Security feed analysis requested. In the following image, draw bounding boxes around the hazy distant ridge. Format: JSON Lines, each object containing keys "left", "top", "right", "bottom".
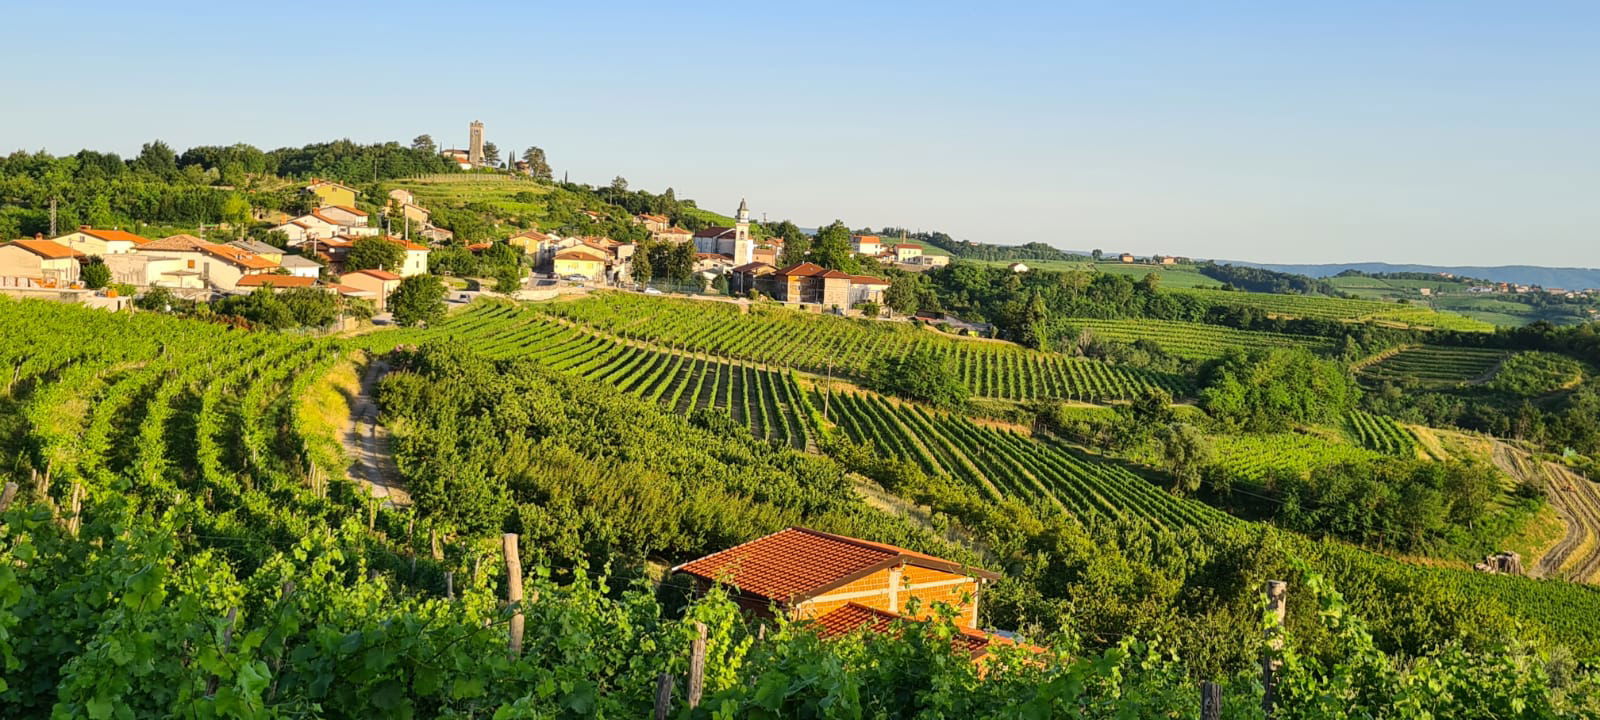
{"left": 1217, "top": 261, "right": 1600, "bottom": 290}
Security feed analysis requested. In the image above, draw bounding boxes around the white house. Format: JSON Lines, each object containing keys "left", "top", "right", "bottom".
{"left": 852, "top": 235, "right": 883, "bottom": 256}
{"left": 847, "top": 275, "right": 890, "bottom": 307}
{"left": 384, "top": 236, "right": 431, "bottom": 277}
{"left": 893, "top": 244, "right": 923, "bottom": 263}
{"left": 103, "top": 253, "right": 196, "bottom": 288}
{"left": 278, "top": 254, "right": 323, "bottom": 279}
{"left": 133, "top": 235, "right": 277, "bottom": 291}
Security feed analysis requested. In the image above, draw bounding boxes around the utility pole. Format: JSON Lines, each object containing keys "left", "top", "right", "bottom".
{"left": 48, "top": 197, "right": 57, "bottom": 236}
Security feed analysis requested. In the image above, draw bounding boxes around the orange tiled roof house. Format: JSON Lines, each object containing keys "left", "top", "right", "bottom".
{"left": 672, "top": 527, "right": 1028, "bottom": 662}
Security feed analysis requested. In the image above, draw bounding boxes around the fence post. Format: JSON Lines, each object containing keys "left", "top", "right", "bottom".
{"left": 1262, "top": 580, "right": 1287, "bottom": 718}
{"left": 688, "top": 621, "right": 707, "bottom": 708}
{"left": 1200, "top": 681, "right": 1221, "bottom": 720}
{"left": 503, "top": 533, "right": 524, "bottom": 657}
{"left": 68, "top": 482, "right": 82, "bottom": 536}
{"left": 0, "top": 481, "right": 18, "bottom": 513}
{"left": 654, "top": 673, "right": 674, "bottom": 720}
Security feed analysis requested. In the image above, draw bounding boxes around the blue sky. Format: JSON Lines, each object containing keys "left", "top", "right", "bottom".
{"left": 3, "top": 1, "right": 1596, "bottom": 266}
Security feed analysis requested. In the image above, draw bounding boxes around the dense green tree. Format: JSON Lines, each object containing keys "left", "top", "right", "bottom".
{"left": 631, "top": 242, "right": 655, "bottom": 284}
{"left": 410, "top": 134, "right": 436, "bottom": 154}
{"left": 809, "top": 220, "right": 859, "bottom": 274}
{"left": 344, "top": 236, "right": 406, "bottom": 272}
{"left": 1153, "top": 423, "right": 1211, "bottom": 495}
{"left": 132, "top": 140, "right": 179, "bottom": 178}
{"left": 428, "top": 245, "right": 479, "bottom": 277}
{"left": 481, "top": 142, "right": 501, "bottom": 166}
{"left": 867, "top": 348, "right": 969, "bottom": 410}
{"left": 80, "top": 258, "right": 110, "bottom": 289}
{"left": 279, "top": 286, "right": 339, "bottom": 327}
{"left": 493, "top": 264, "right": 523, "bottom": 294}
{"left": 388, "top": 274, "right": 447, "bottom": 327}
{"left": 884, "top": 277, "right": 921, "bottom": 316}
{"left": 521, "top": 147, "right": 552, "bottom": 180}
{"left": 1199, "top": 348, "right": 1361, "bottom": 431}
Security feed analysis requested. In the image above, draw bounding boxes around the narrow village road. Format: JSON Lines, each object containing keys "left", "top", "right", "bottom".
{"left": 344, "top": 357, "right": 411, "bottom": 507}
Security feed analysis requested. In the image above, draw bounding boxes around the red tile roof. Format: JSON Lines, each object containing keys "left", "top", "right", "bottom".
{"left": 140, "top": 234, "right": 209, "bottom": 252}
{"left": 810, "top": 604, "right": 1026, "bottom": 660}
{"left": 331, "top": 205, "right": 369, "bottom": 217}
{"left": 7, "top": 238, "right": 85, "bottom": 260}
{"left": 554, "top": 250, "right": 605, "bottom": 262}
{"left": 346, "top": 268, "right": 401, "bottom": 281}
{"left": 383, "top": 235, "right": 429, "bottom": 251}
{"left": 75, "top": 227, "right": 152, "bottom": 245}
{"left": 694, "top": 226, "right": 735, "bottom": 239}
{"left": 893, "top": 244, "right": 921, "bottom": 250}
{"left": 200, "top": 243, "right": 278, "bottom": 270}
{"left": 672, "top": 527, "right": 996, "bottom": 605}
{"left": 236, "top": 274, "right": 316, "bottom": 288}
{"left": 775, "top": 262, "right": 827, "bottom": 277}
{"left": 731, "top": 262, "right": 775, "bottom": 274}
{"left": 849, "top": 275, "right": 889, "bottom": 286}
{"left": 309, "top": 210, "right": 348, "bottom": 226}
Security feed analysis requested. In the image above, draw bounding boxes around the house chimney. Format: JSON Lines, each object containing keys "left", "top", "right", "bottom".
{"left": 80, "top": 225, "right": 90, "bottom": 231}
{"left": 35, "top": 233, "right": 44, "bottom": 240}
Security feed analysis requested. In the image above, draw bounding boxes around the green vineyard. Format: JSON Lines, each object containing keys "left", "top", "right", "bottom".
{"left": 1064, "top": 317, "right": 1334, "bottom": 360}
{"left": 1209, "top": 432, "right": 1379, "bottom": 483}
{"left": 527, "top": 294, "right": 1195, "bottom": 402}
{"left": 1360, "top": 345, "right": 1506, "bottom": 385}
{"left": 1344, "top": 411, "right": 1418, "bottom": 456}
{"left": 365, "top": 302, "right": 814, "bottom": 449}
{"left": 819, "top": 390, "right": 1232, "bottom": 531}
{"left": 1170, "top": 288, "right": 1495, "bottom": 331}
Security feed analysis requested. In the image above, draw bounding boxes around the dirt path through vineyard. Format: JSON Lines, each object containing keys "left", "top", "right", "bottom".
{"left": 344, "top": 357, "right": 410, "bottom": 507}
{"left": 1490, "top": 441, "right": 1600, "bottom": 582}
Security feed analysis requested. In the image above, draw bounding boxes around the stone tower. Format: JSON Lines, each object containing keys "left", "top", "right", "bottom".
{"left": 468, "top": 120, "right": 485, "bottom": 167}
{"left": 732, "top": 198, "right": 753, "bottom": 265}
{"left": 734, "top": 198, "right": 750, "bottom": 242}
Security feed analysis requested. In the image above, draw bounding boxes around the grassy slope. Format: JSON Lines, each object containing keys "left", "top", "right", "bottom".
{"left": 970, "top": 259, "right": 1220, "bottom": 288}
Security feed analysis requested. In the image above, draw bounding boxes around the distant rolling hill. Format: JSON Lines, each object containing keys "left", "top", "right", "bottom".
{"left": 1217, "top": 261, "right": 1600, "bottom": 290}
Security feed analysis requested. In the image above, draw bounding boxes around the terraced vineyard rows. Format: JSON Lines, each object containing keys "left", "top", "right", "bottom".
{"left": 1170, "top": 287, "right": 1495, "bottom": 331}
{"left": 535, "top": 293, "right": 1193, "bottom": 401}
{"left": 1209, "top": 433, "right": 1379, "bottom": 482}
{"left": 365, "top": 302, "right": 813, "bottom": 448}
{"left": 1344, "top": 411, "right": 1418, "bottom": 456}
{"left": 1065, "top": 317, "right": 1334, "bottom": 360}
{"left": 0, "top": 297, "right": 346, "bottom": 553}
{"left": 1360, "top": 345, "right": 1506, "bottom": 385}
{"left": 820, "top": 389, "right": 1233, "bottom": 531}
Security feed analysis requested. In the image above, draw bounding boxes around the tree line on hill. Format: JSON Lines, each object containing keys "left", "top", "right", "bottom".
{"left": 0, "top": 139, "right": 458, "bottom": 238}
{"left": 1197, "top": 262, "right": 1341, "bottom": 295}
{"left": 870, "top": 226, "right": 1088, "bottom": 263}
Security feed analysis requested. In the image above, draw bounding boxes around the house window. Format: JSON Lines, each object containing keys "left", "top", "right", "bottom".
{"left": 187, "top": 259, "right": 195, "bottom": 269}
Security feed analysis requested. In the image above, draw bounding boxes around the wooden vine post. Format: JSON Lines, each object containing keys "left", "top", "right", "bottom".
{"left": 653, "top": 673, "right": 674, "bottom": 720}
{"left": 0, "top": 481, "right": 18, "bottom": 514}
{"left": 688, "top": 621, "right": 707, "bottom": 709}
{"left": 503, "top": 533, "right": 524, "bottom": 657}
{"left": 1262, "top": 580, "right": 1287, "bottom": 718}
{"left": 1199, "top": 681, "right": 1221, "bottom": 720}
{"left": 67, "top": 482, "right": 83, "bottom": 536}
